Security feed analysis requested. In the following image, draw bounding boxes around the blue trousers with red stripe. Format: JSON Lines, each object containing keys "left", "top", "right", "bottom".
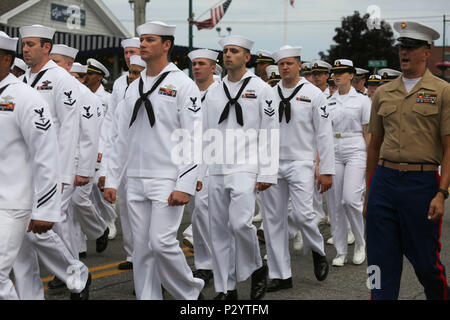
{"left": 366, "top": 165, "right": 449, "bottom": 300}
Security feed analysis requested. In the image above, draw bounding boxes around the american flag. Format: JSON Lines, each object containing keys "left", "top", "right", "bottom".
{"left": 189, "top": 0, "right": 232, "bottom": 30}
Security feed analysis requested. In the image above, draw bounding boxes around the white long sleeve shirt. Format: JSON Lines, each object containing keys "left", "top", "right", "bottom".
{"left": 275, "top": 78, "right": 335, "bottom": 175}
{"left": 23, "top": 60, "right": 80, "bottom": 185}
{"left": 95, "top": 84, "right": 111, "bottom": 155}
{"left": 105, "top": 63, "right": 202, "bottom": 195}
{"left": 0, "top": 74, "right": 61, "bottom": 222}
{"left": 202, "top": 70, "right": 279, "bottom": 184}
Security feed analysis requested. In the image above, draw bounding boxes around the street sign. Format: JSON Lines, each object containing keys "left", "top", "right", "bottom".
{"left": 368, "top": 60, "right": 387, "bottom": 67}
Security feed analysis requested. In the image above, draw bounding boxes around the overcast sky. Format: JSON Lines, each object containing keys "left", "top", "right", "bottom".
{"left": 102, "top": 0, "right": 449, "bottom": 61}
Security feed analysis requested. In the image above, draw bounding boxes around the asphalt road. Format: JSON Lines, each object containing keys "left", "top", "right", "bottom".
{"left": 38, "top": 198, "right": 450, "bottom": 301}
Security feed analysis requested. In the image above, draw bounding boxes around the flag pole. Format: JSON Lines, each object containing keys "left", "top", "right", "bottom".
{"left": 284, "top": 0, "right": 288, "bottom": 44}
{"left": 189, "top": 0, "right": 193, "bottom": 78}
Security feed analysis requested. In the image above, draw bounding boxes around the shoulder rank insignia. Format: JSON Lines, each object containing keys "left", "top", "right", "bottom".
{"left": 0, "top": 95, "right": 15, "bottom": 112}
{"left": 264, "top": 99, "right": 275, "bottom": 117}
{"left": 188, "top": 97, "right": 201, "bottom": 113}
{"left": 34, "top": 107, "right": 51, "bottom": 131}
{"left": 63, "top": 90, "right": 76, "bottom": 106}
{"left": 320, "top": 105, "right": 329, "bottom": 118}
{"left": 416, "top": 91, "right": 437, "bottom": 104}
{"left": 83, "top": 106, "right": 93, "bottom": 119}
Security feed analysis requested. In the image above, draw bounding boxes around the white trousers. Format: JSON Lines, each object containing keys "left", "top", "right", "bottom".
{"left": 91, "top": 174, "right": 117, "bottom": 223}
{"left": 13, "top": 229, "right": 90, "bottom": 299}
{"left": 325, "top": 136, "right": 366, "bottom": 255}
{"left": 0, "top": 209, "right": 31, "bottom": 300}
{"left": 127, "top": 177, "right": 204, "bottom": 300}
{"left": 208, "top": 173, "right": 262, "bottom": 293}
{"left": 191, "top": 177, "right": 213, "bottom": 270}
{"left": 313, "top": 183, "right": 327, "bottom": 225}
{"left": 261, "top": 160, "right": 325, "bottom": 280}
{"left": 118, "top": 176, "right": 133, "bottom": 262}
{"left": 71, "top": 179, "right": 107, "bottom": 241}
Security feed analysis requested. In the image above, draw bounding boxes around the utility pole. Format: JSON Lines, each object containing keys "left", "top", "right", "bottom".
{"left": 130, "top": 0, "right": 149, "bottom": 36}
{"left": 188, "top": 0, "right": 194, "bottom": 78}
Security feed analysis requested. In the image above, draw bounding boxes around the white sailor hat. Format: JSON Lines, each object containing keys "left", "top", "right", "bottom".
{"left": 331, "top": 59, "right": 355, "bottom": 73}
{"left": 129, "top": 55, "right": 146, "bottom": 68}
{"left": 214, "top": 63, "right": 223, "bottom": 76}
{"left": 70, "top": 62, "right": 88, "bottom": 74}
{"left": 0, "top": 31, "right": 18, "bottom": 52}
{"left": 219, "top": 35, "right": 254, "bottom": 51}
{"left": 188, "top": 49, "right": 219, "bottom": 62}
{"left": 355, "top": 67, "right": 370, "bottom": 78}
{"left": 50, "top": 44, "right": 79, "bottom": 59}
{"left": 311, "top": 60, "right": 332, "bottom": 73}
{"left": 19, "top": 24, "right": 55, "bottom": 40}
{"left": 272, "top": 45, "right": 302, "bottom": 63}
{"left": 136, "top": 21, "right": 176, "bottom": 37}
{"left": 367, "top": 74, "right": 382, "bottom": 85}
{"left": 256, "top": 50, "right": 275, "bottom": 64}
{"left": 13, "top": 57, "right": 27, "bottom": 71}
{"left": 394, "top": 21, "right": 440, "bottom": 47}
{"left": 87, "top": 58, "right": 109, "bottom": 78}
{"left": 121, "top": 37, "right": 141, "bottom": 49}
{"left": 377, "top": 68, "right": 402, "bottom": 82}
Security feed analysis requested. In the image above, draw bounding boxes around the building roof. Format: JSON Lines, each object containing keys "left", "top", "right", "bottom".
{"left": 0, "top": 0, "right": 28, "bottom": 16}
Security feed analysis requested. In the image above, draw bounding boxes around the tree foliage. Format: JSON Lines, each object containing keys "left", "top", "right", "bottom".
{"left": 319, "top": 11, "right": 400, "bottom": 70}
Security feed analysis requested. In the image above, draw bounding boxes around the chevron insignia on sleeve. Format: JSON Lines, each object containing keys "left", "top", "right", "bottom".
{"left": 34, "top": 107, "right": 51, "bottom": 131}
{"left": 264, "top": 99, "right": 275, "bottom": 117}
{"left": 188, "top": 96, "right": 201, "bottom": 113}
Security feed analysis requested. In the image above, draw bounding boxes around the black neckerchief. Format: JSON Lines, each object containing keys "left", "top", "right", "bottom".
{"left": 277, "top": 82, "right": 305, "bottom": 123}
{"left": 218, "top": 77, "right": 251, "bottom": 126}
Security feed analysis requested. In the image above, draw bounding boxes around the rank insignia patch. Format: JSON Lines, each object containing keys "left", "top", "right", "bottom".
{"left": 0, "top": 95, "right": 15, "bottom": 112}
{"left": 320, "top": 105, "right": 329, "bottom": 118}
{"left": 158, "top": 84, "right": 177, "bottom": 97}
{"left": 416, "top": 92, "right": 437, "bottom": 104}
{"left": 83, "top": 106, "right": 93, "bottom": 119}
{"left": 264, "top": 100, "right": 275, "bottom": 117}
{"left": 188, "top": 97, "right": 201, "bottom": 113}
{"left": 37, "top": 80, "right": 53, "bottom": 91}
{"left": 64, "top": 91, "right": 76, "bottom": 106}
{"left": 34, "top": 107, "right": 51, "bottom": 131}
{"left": 296, "top": 96, "right": 311, "bottom": 103}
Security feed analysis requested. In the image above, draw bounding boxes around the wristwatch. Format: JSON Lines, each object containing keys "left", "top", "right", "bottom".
{"left": 438, "top": 188, "right": 449, "bottom": 199}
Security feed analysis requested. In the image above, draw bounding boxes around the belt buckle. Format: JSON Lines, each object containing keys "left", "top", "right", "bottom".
{"left": 398, "top": 163, "right": 409, "bottom": 172}
{"left": 334, "top": 133, "right": 342, "bottom": 138}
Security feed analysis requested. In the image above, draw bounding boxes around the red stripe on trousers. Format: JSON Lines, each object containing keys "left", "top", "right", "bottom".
{"left": 434, "top": 171, "right": 447, "bottom": 300}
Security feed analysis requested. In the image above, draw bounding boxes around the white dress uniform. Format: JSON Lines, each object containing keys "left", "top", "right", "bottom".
{"left": 325, "top": 85, "right": 371, "bottom": 262}
{"left": 71, "top": 83, "right": 108, "bottom": 250}
{"left": 13, "top": 60, "right": 90, "bottom": 299}
{"left": 0, "top": 71, "right": 60, "bottom": 300}
{"left": 261, "top": 74, "right": 335, "bottom": 280}
{"left": 91, "top": 84, "right": 118, "bottom": 225}
{"left": 203, "top": 67, "right": 279, "bottom": 293}
{"left": 105, "top": 61, "right": 204, "bottom": 300}
{"left": 99, "top": 72, "right": 133, "bottom": 262}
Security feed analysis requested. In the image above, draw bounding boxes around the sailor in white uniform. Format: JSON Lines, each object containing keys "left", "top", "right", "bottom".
{"left": 187, "top": 48, "right": 219, "bottom": 286}
{"left": 0, "top": 31, "right": 60, "bottom": 300}
{"left": 104, "top": 21, "right": 204, "bottom": 300}
{"left": 202, "top": 35, "right": 279, "bottom": 300}
{"left": 98, "top": 38, "right": 141, "bottom": 270}
{"left": 85, "top": 58, "right": 118, "bottom": 239}
{"left": 13, "top": 24, "right": 90, "bottom": 300}
{"left": 11, "top": 57, "right": 27, "bottom": 78}
{"left": 260, "top": 46, "right": 334, "bottom": 293}
{"left": 325, "top": 59, "right": 371, "bottom": 267}
{"left": 353, "top": 67, "right": 370, "bottom": 95}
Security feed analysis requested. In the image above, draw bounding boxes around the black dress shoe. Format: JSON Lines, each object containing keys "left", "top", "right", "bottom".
{"left": 70, "top": 273, "right": 92, "bottom": 300}
{"left": 312, "top": 251, "right": 329, "bottom": 281}
{"left": 250, "top": 264, "right": 267, "bottom": 300}
{"left": 213, "top": 290, "right": 238, "bottom": 300}
{"left": 193, "top": 269, "right": 213, "bottom": 286}
{"left": 79, "top": 252, "right": 87, "bottom": 259}
{"left": 118, "top": 261, "right": 133, "bottom": 270}
{"left": 96, "top": 228, "right": 109, "bottom": 253}
{"left": 267, "top": 277, "right": 293, "bottom": 292}
{"left": 48, "top": 276, "right": 66, "bottom": 289}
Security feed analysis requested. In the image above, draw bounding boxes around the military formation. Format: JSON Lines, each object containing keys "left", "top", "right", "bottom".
{"left": 0, "top": 18, "right": 449, "bottom": 301}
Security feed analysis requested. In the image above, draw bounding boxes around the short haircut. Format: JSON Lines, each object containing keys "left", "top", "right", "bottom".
{"left": 40, "top": 38, "right": 53, "bottom": 53}
{"left": 161, "top": 35, "right": 175, "bottom": 60}
{"left": 0, "top": 48, "right": 16, "bottom": 68}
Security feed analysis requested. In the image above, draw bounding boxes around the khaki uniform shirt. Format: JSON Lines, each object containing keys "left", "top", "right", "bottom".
{"left": 369, "top": 69, "right": 450, "bottom": 164}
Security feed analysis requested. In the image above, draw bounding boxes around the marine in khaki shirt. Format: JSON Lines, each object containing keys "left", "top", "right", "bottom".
{"left": 369, "top": 68, "right": 450, "bottom": 164}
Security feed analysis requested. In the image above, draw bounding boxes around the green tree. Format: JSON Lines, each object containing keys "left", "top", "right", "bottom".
{"left": 319, "top": 11, "right": 400, "bottom": 71}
